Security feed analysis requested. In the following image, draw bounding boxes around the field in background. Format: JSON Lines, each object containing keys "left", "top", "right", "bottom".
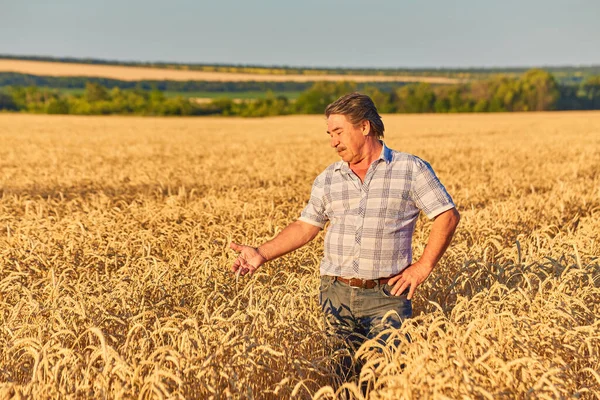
{"left": 0, "top": 112, "right": 599, "bottom": 398}
{"left": 0, "top": 59, "right": 462, "bottom": 84}
{"left": 4, "top": 55, "right": 600, "bottom": 84}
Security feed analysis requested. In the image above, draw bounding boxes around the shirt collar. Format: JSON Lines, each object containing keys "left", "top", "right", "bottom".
{"left": 334, "top": 141, "right": 392, "bottom": 173}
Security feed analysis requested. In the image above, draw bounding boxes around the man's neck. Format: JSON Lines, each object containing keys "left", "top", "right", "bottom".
{"left": 348, "top": 139, "right": 383, "bottom": 170}
{"left": 349, "top": 139, "right": 383, "bottom": 181}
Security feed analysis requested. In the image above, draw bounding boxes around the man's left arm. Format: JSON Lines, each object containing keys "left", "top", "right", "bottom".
{"left": 388, "top": 207, "right": 460, "bottom": 299}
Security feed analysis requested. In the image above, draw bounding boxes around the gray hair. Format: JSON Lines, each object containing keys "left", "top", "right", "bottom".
{"left": 325, "top": 92, "right": 384, "bottom": 139}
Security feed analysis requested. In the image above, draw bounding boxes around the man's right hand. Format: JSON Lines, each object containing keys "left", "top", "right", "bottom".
{"left": 230, "top": 242, "right": 267, "bottom": 276}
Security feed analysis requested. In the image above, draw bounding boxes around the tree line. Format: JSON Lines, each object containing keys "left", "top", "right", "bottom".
{"left": 0, "top": 72, "right": 313, "bottom": 93}
{"left": 1, "top": 69, "right": 599, "bottom": 117}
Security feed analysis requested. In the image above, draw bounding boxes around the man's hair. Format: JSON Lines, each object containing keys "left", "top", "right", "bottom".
{"left": 325, "top": 92, "right": 385, "bottom": 139}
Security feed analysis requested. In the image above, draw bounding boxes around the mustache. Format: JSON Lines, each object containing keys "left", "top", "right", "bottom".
{"left": 336, "top": 146, "right": 347, "bottom": 153}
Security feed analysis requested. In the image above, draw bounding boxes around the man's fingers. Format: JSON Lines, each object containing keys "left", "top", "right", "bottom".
{"left": 230, "top": 242, "right": 243, "bottom": 252}
{"left": 233, "top": 255, "right": 250, "bottom": 272}
{"left": 230, "top": 241, "right": 261, "bottom": 278}
{"left": 235, "top": 257, "right": 246, "bottom": 268}
{"left": 393, "top": 281, "right": 410, "bottom": 296}
{"left": 240, "top": 265, "right": 256, "bottom": 276}
{"left": 388, "top": 274, "right": 402, "bottom": 286}
{"left": 231, "top": 257, "right": 241, "bottom": 272}
{"left": 407, "top": 284, "right": 416, "bottom": 300}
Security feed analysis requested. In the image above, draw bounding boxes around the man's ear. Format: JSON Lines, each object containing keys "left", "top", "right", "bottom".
{"left": 362, "top": 120, "right": 371, "bottom": 136}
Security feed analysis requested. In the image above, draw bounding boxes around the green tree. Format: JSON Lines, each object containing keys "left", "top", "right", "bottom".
{"left": 362, "top": 86, "right": 394, "bottom": 113}
{"left": 46, "top": 98, "right": 70, "bottom": 114}
{"left": 209, "top": 98, "right": 236, "bottom": 116}
{"left": 237, "top": 91, "right": 291, "bottom": 117}
{"left": 0, "top": 92, "right": 18, "bottom": 111}
{"left": 294, "top": 81, "right": 356, "bottom": 114}
{"left": 580, "top": 76, "right": 600, "bottom": 109}
{"left": 68, "top": 98, "right": 92, "bottom": 115}
{"left": 519, "top": 69, "right": 559, "bottom": 111}
{"left": 395, "top": 83, "right": 435, "bottom": 113}
{"left": 85, "top": 82, "right": 109, "bottom": 102}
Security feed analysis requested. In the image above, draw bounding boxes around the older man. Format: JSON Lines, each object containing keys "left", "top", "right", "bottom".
{"left": 230, "top": 93, "right": 459, "bottom": 371}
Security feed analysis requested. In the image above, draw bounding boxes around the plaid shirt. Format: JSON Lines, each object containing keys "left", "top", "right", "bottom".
{"left": 299, "top": 143, "right": 455, "bottom": 279}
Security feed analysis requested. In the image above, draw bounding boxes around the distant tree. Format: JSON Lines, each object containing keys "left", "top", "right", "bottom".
{"left": 395, "top": 83, "right": 435, "bottom": 113}
{"left": 85, "top": 82, "right": 109, "bottom": 102}
{"left": 469, "top": 80, "right": 491, "bottom": 112}
{"left": 519, "top": 69, "right": 559, "bottom": 111}
{"left": 237, "top": 91, "right": 291, "bottom": 117}
{"left": 446, "top": 86, "right": 471, "bottom": 113}
{"left": 361, "top": 86, "right": 394, "bottom": 113}
{"left": 161, "top": 97, "right": 194, "bottom": 116}
{"left": 433, "top": 94, "right": 451, "bottom": 113}
{"left": 68, "top": 98, "right": 93, "bottom": 115}
{"left": 209, "top": 98, "right": 236, "bottom": 116}
{"left": 46, "top": 98, "right": 70, "bottom": 114}
{"left": 294, "top": 81, "right": 357, "bottom": 114}
{"left": 580, "top": 76, "right": 600, "bottom": 109}
{"left": 486, "top": 76, "right": 514, "bottom": 112}
{"left": 149, "top": 89, "right": 165, "bottom": 103}
{"left": 0, "top": 92, "right": 18, "bottom": 111}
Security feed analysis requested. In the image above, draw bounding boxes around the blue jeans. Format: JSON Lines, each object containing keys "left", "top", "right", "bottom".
{"left": 319, "top": 275, "right": 412, "bottom": 380}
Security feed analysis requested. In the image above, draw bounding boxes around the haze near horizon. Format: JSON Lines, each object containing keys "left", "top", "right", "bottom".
{"left": 1, "top": 0, "right": 599, "bottom": 69}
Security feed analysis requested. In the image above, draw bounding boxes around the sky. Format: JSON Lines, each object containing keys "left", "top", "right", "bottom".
{"left": 1, "top": 0, "right": 599, "bottom": 69}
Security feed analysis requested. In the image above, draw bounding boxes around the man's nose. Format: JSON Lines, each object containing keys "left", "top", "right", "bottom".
{"left": 330, "top": 136, "right": 339, "bottom": 148}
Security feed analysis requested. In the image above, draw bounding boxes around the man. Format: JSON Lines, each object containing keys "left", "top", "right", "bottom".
{"left": 230, "top": 92, "right": 459, "bottom": 374}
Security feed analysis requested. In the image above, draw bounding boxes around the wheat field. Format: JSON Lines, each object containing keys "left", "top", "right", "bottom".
{"left": 0, "top": 59, "right": 461, "bottom": 84}
{"left": 0, "top": 112, "right": 599, "bottom": 399}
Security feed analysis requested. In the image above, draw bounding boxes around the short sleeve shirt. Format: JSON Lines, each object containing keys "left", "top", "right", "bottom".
{"left": 299, "top": 143, "right": 455, "bottom": 279}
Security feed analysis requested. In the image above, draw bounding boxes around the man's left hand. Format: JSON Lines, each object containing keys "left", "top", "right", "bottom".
{"left": 387, "top": 261, "right": 433, "bottom": 300}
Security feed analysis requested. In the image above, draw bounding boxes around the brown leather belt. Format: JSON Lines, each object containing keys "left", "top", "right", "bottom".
{"left": 333, "top": 276, "right": 392, "bottom": 289}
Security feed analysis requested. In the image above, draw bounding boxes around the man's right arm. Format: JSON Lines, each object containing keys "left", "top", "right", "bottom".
{"left": 230, "top": 220, "right": 321, "bottom": 276}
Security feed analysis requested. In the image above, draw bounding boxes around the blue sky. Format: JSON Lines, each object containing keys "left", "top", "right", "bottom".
{"left": 1, "top": 0, "right": 599, "bottom": 68}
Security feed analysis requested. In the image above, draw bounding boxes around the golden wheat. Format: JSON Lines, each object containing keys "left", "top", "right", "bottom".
{"left": 0, "top": 59, "right": 461, "bottom": 84}
{"left": 0, "top": 112, "right": 598, "bottom": 399}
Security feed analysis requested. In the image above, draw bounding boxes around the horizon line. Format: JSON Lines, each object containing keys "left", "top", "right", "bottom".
{"left": 1, "top": 53, "right": 599, "bottom": 72}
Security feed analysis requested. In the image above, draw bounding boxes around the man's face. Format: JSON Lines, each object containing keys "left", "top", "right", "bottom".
{"left": 327, "top": 114, "right": 369, "bottom": 164}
